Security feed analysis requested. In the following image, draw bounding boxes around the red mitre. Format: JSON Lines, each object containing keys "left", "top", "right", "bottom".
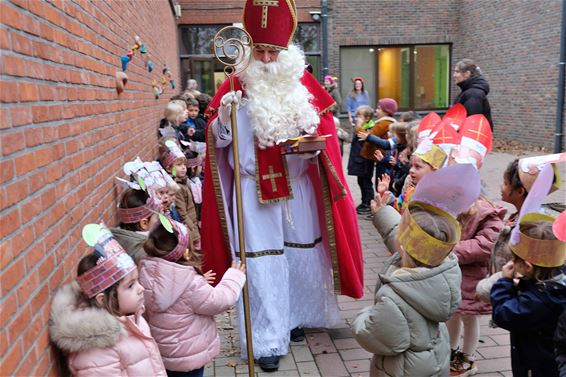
{"left": 417, "top": 112, "right": 441, "bottom": 140}
{"left": 439, "top": 103, "right": 467, "bottom": 131}
{"left": 459, "top": 114, "right": 493, "bottom": 157}
{"left": 243, "top": 0, "right": 298, "bottom": 49}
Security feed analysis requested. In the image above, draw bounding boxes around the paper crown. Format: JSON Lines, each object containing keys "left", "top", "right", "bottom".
{"left": 439, "top": 103, "right": 467, "bottom": 131}
{"left": 151, "top": 216, "right": 190, "bottom": 262}
{"left": 518, "top": 152, "right": 565, "bottom": 193}
{"left": 413, "top": 139, "right": 447, "bottom": 170}
{"left": 243, "top": 0, "right": 297, "bottom": 50}
{"left": 76, "top": 224, "right": 136, "bottom": 298}
{"left": 116, "top": 192, "right": 161, "bottom": 224}
{"left": 459, "top": 114, "right": 493, "bottom": 158}
{"left": 510, "top": 212, "right": 566, "bottom": 267}
{"left": 509, "top": 163, "right": 566, "bottom": 267}
{"left": 417, "top": 112, "right": 441, "bottom": 140}
{"left": 397, "top": 164, "right": 481, "bottom": 266}
{"left": 163, "top": 139, "right": 186, "bottom": 169}
{"left": 187, "top": 155, "right": 203, "bottom": 168}
{"left": 119, "top": 158, "right": 175, "bottom": 192}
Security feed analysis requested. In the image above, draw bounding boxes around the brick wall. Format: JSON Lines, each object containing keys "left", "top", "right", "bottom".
{"left": 453, "top": 0, "right": 564, "bottom": 150}
{"left": 0, "top": 0, "right": 179, "bottom": 374}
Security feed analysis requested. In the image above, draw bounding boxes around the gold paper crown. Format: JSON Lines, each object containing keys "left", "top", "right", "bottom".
{"left": 414, "top": 143, "right": 447, "bottom": 170}
{"left": 510, "top": 212, "right": 566, "bottom": 267}
{"left": 397, "top": 201, "right": 461, "bottom": 266}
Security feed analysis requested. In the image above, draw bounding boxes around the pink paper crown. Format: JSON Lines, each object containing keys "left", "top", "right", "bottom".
{"left": 116, "top": 194, "right": 161, "bottom": 224}
{"left": 76, "top": 232, "right": 136, "bottom": 298}
{"left": 187, "top": 155, "right": 203, "bottom": 168}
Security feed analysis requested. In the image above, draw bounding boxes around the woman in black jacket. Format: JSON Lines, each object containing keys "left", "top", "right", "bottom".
{"left": 453, "top": 59, "right": 494, "bottom": 129}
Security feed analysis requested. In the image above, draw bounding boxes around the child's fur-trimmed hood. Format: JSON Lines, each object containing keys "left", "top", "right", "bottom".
{"left": 49, "top": 282, "right": 126, "bottom": 353}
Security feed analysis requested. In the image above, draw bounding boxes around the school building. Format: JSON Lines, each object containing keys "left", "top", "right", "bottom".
{"left": 178, "top": 0, "right": 565, "bottom": 150}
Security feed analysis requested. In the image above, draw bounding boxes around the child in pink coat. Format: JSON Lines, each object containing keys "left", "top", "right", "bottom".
{"left": 139, "top": 218, "right": 246, "bottom": 377}
{"left": 447, "top": 197, "right": 506, "bottom": 376}
{"left": 49, "top": 225, "right": 167, "bottom": 377}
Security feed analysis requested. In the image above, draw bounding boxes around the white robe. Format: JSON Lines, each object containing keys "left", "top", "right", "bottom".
{"left": 213, "top": 103, "right": 340, "bottom": 359}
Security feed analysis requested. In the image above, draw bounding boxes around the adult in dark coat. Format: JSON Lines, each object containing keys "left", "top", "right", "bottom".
{"left": 453, "top": 59, "right": 494, "bottom": 129}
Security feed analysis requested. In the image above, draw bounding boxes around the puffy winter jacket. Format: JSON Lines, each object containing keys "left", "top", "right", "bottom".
{"left": 454, "top": 75, "right": 493, "bottom": 128}
{"left": 49, "top": 283, "right": 166, "bottom": 377}
{"left": 352, "top": 253, "right": 462, "bottom": 377}
{"left": 492, "top": 274, "right": 566, "bottom": 377}
{"left": 138, "top": 257, "right": 245, "bottom": 372}
{"left": 454, "top": 199, "right": 505, "bottom": 314}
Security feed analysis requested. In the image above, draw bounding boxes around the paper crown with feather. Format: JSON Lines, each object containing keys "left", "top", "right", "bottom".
{"left": 115, "top": 159, "right": 163, "bottom": 224}
{"left": 150, "top": 216, "right": 190, "bottom": 262}
{"left": 162, "top": 139, "right": 186, "bottom": 170}
{"left": 397, "top": 164, "right": 481, "bottom": 266}
{"left": 243, "top": 0, "right": 298, "bottom": 50}
{"left": 509, "top": 163, "right": 566, "bottom": 267}
{"left": 76, "top": 224, "right": 136, "bottom": 298}
{"left": 116, "top": 157, "right": 176, "bottom": 193}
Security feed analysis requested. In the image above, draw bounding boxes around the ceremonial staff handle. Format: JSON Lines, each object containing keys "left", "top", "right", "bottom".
{"left": 213, "top": 26, "right": 255, "bottom": 376}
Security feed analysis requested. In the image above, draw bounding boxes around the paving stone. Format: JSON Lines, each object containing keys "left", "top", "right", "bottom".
{"left": 477, "top": 336, "right": 498, "bottom": 347}
{"left": 297, "top": 361, "right": 321, "bottom": 377}
{"left": 328, "top": 327, "right": 355, "bottom": 340}
{"left": 278, "top": 354, "right": 298, "bottom": 371}
{"left": 215, "top": 366, "right": 237, "bottom": 377}
{"left": 477, "top": 345, "right": 510, "bottom": 359}
{"left": 333, "top": 338, "right": 361, "bottom": 350}
{"left": 489, "top": 334, "right": 511, "bottom": 346}
{"left": 314, "top": 353, "right": 349, "bottom": 377}
{"left": 307, "top": 332, "right": 337, "bottom": 354}
{"left": 344, "top": 359, "right": 370, "bottom": 373}
{"left": 338, "top": 300, "right": 373, "bottom": 311}
{"left": 339, "top": 348, "right": 372, "bottom": 361}
{"left": 257, "top": 371, "right": 299, "bottom": 377}
{"left": 291, "top": 345, "right": 315, "bottom": 362}
{"left": 475, "top": 357, "right": 512, "bottom": 373}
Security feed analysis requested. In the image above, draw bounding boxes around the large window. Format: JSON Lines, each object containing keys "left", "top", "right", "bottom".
{"left": 179, "top": 23, "right": 321, "bottom": 94}
{"left": 340, "top": 44, "right": 450, "bottom": 112}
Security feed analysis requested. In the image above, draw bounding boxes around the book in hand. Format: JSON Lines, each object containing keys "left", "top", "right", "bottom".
{"left": 278, "top": 134, "right": 330, "bottom": 155}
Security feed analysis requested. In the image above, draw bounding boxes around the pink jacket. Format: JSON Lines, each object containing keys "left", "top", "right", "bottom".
{"left": 49, "top": 283, "right": 167, "bottom": 377}
{"left": 138, "top": 257, "right": 245, "bottom": 372}
{"left": 454, "top": 199, "right": 506, "bottom": 315}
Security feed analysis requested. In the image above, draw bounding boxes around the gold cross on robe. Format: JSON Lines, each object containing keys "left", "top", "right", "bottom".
{"left": 253, "top": 0, "right": 279, "bottom": 28}
{"left": 261, "top": 165, "right": 283, "bottom": 192}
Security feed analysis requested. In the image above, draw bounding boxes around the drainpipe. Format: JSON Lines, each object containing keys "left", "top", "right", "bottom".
{"left": 555, "top": 0, "right": 566, "bottom": 153}
{"left": 321, "top": 0, "right": 329, "bottom": 78}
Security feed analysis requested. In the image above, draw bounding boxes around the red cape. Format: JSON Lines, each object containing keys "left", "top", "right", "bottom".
{"left": 201, "top": 71, "right": 364, "bottom": 299}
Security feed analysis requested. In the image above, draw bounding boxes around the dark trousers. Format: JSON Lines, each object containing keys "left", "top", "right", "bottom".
{"left": 167, "top": 367, "right": 205, "bottom": 377}
{"left": 357, "top": 175, "right": 374, "bottom": 205}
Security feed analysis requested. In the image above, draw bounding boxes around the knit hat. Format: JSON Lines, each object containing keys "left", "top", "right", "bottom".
{"left": 378, "top": 98, "right": 398, "bottom": 116}
{"left": 324, "top": 75, "right": 336, "bottom": 84}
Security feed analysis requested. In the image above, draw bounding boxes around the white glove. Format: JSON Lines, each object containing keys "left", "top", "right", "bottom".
{"left": 219, "top": 90, "right": 242, "bottom": 127}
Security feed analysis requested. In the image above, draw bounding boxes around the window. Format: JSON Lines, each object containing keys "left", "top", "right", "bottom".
{"left": 340, "top": 44, "right": 451, "bottom": 112}
{"left": 179, "top": 24, "right": 322, "bottom": 94}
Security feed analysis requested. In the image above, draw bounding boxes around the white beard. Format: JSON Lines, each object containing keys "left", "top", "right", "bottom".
{"left": 238, "top": 44, "right": 320, "bottom": 148}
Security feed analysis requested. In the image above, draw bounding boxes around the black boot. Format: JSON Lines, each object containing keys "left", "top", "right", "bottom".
{"left": 290, "top": 327, "right": 305, "bottom": 342}
{"left": 257, "top": 355, "right": 280, "bottom": 372}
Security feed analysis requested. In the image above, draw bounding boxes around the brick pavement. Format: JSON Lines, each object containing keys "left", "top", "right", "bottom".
{"left": 205, "top": 149, "right": 566, "bottom": 377}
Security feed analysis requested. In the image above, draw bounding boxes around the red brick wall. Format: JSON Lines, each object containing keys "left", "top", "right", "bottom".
{"left": 453, "top": 0, "right": 564, "bottom": 150}
{"left": 0, "top": 0, "right": 179, "bottom": 374}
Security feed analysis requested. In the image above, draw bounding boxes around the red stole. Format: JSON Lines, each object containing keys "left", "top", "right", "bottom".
{"left": 255, "top": 145, "right": 292, "bottom": 203}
